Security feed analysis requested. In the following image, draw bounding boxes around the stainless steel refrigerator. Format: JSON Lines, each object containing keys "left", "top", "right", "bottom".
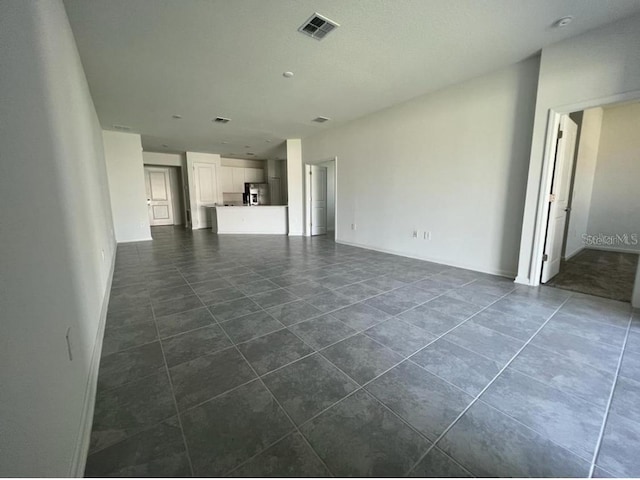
{"left": 244, "top": 183, "right": 270, "bottom": 205}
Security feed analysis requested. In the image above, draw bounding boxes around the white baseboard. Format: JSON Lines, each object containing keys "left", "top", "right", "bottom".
{"left": 69, "top": 252, "right": 115, "bottom": 477}
{"left": 585, "top": 245, "right": 640, "bottom": 255}
{"left": 116, "top": 237, "right": 153, "bottom": 243}
{"left": 335, "top": 238, "right": 516, "bottom": 279}
{"left": 563, "top": 247, "right": 585, "bottom": 261}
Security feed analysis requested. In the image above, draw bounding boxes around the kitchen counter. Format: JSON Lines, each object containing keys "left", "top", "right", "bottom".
{"left": 210, "top": 205, "right": 288, "bottom": 234}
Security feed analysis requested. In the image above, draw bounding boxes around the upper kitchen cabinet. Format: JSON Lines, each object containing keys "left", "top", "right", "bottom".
{"left": 231, "top": 167, "right": 245, "bottom": 191}
{"left": 245, "top": 167, "right": 264, "bottom": 183}
{"left": 220, "top": 166, "right": 266, "bottom": 193}
{"left": 220, "top": 166, "right": 234, "bottom": 193}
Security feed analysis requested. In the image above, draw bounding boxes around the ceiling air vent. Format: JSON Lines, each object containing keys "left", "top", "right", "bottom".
{"left": 313, "top": 116, "right": 330, "bottom": 123}
{"left": 298, "top": 13, "right": 339, "bottom": 40}
{"left": 112, "top": 124, "right": 131, "bottom": 131}
{"left": 213, "top": 117, "right": 230, "bottom": 124}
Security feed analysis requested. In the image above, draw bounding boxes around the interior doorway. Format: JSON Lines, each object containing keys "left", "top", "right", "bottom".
{"left": 144, "top": 165, "right": 185, "bottom": 227}
{"left": 305, "top": 157, "right": 337, "bottom": 238}
{"left": 537, "top": 101, "right": 640, "bottom": 302}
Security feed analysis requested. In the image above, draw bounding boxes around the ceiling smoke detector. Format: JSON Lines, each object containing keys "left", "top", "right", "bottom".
{"left": 213, "top": 117, "right": 231, "bottom": 124}
{"left": 298, "top": 13, "right": 339, "bottom": 40}
{"left": 553, "top": 16, "right": 574, "bottom": 28}
{"left": 313, "top": 116, "right": 330, "bottom": 123}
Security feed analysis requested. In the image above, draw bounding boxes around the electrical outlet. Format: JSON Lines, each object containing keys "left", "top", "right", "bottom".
{"left": 412, "top": 230, "right": 418, "bottom": 238}
{"left": 351, "top": 223, "right": 357, "bottom": 230}
{"left": 426, "top": 231, "right": 432, "bottom": 240}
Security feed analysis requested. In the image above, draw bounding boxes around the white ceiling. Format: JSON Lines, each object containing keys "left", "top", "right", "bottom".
{"left": 63, "top": 0, "right": 640, "bottom": 159}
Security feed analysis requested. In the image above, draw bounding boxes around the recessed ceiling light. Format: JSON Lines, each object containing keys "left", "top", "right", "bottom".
{"left": 221, "top": 141, "right": 229, "bottom": 145}
{"left": 265, "top": 139, "right": 272, "bottom": 143}
{"left": 162, "top": 144, "right": 169, "bottom": 148}
{"left": 172, "top": 114, "right": 182, "bottom": 119}
{"left": 312, "top": 116, "right": 330, "bottom": 123}
{"left": 244, "top": 145, "right": 251, "bottom": 148}
{"left": 553, "top": 16, "right": 573, "bottom": 27}
{"left": 283, "top": 71, "right": 294, "bottom": 78}
{"left": 247, "top": 153, "right": 255, "bottom": 156}
{"left": 213, "top": 117, "right": 231, "bottom": 124}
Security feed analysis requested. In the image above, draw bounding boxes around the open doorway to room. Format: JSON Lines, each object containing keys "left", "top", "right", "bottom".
{"left": 537, "top": 101, "right": 640, "bottom": 302}
{"left": 305, "top": 157, "right": 337, "bottom": 239}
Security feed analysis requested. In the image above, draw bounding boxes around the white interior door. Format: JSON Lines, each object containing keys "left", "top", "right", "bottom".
{"left": 193, "top": 162, "right": 217, "bottom": 229}
{"left": 144, "top": 167, "right": 174, "bottom": 226}
{"left": 310, "top": 165, "right": 327, "bottom": 236}
{"left": 541, "top": 115, "right": 578, "bottom": 283}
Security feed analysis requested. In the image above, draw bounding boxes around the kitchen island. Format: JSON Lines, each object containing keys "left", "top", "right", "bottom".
{"left": 210, "top": 205, "right": 289, "bottom": 234}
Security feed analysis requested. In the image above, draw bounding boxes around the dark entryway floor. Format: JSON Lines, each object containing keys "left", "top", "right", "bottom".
{"left": 85, "top": 227, "right": 640, "bottom": 477}
{"left": 547, "top": 249, "right": 638, "bottom": 302}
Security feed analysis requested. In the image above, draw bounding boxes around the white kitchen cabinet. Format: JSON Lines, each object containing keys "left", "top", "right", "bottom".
{"left": 231, "top": 167, "right": 245, "bottom": 192}
{"left": 220, "top": 166, "right": 234, "bottom": 192}
{"left": 245, "top": 167, "right": 265, "bottom": 183}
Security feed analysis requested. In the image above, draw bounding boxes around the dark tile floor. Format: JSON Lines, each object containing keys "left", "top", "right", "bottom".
{"left": 548, "top": 249, "right": 638, "bottom": 302}
{"left": 85, "top": 227, "right": 640, "bottom": 477}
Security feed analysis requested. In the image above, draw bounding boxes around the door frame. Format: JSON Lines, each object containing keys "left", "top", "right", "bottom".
{"left": 304, "top": 156, "right": 338, "bottom": 238}
{"left": 516, "top": 89, "right": 640, "bottom": 286}
{"left": 144, "top": 166, "right": 174, "bottom": 226}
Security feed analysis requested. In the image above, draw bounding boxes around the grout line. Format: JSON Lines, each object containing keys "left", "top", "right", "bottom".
{"left": 587, "top": 311, "right": 634, "bottom": 478}
{"left": 405, "top": 292, "right": 574, "bottom": 477}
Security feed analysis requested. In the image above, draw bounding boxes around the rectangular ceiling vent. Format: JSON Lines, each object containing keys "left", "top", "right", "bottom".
{"left": 112, "top": 124, "right": 131, "bottom": 131}
{"left": 213, "top": 117, "right": 231, "bottom": 124}
{"left": 298, "top": 13, "right": 339, "bottom": 40}
{"left": 313, "top": 116, "right": 330, "bottom": 123}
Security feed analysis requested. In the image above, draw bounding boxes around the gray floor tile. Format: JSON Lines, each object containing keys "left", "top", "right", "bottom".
{"left": 410, "top": 278, "right": 452, "bottom": 297}
{"left": 108, "top": 285, "right": 150, "bottom": 312}
{"left": 592, "top": 466, "right": 618, "bottom": 478}
{"left": 509, "top": 344, "right": 615, "bottom": 408}
{"left": 561, "top": 297, "right": 631, "bottom": 328}
{"left": 152, "top": 294, "right": 204, "bottom": 317}
{"left": 408, "top": 447, "right": 472, "bottom": 477}
{"left": 208, "top": 297, "right": 261, "bottom": 322}
{"left": 480, "top": 368, "right": 604, "bottom": 458}
{"left": 250, "top": 288, "right": 299, "bottom": 308}
{"left": 236, "top": 279, "right": 280, "bottom": 296}
{"left": 181, "top": 380, "right": 294, "bottom": 476}
{"left": 149, "top": 284, "right": 194, "bottom": 305}
{"left": 399, "top": 305, "right": 464, "bottom": 335}
{"left": 155, "top": 307, "right": 215, "bottom": 338}
{"left": 610, "top": 375, "right": 640, "bottom": 424}
{"left": 364, "top": 290, "right": 422, "bottom": 316}
{"left": 162, "top": 324, "right": 232, "bottom": 366}
{"left": 597, "top": 412, "right": 640, "bottom": 477}
{"left": 626, "top": 329, "right": 640, "bottom": 355}
{"left": 365, "top": 318, "right": 436, "bottom": 356}
{"left": 444, "top": 321, "right": 524, "bottom": 363}
{"left": 366, "top": 361, "right": 473, "bottom": 440}
{"left": 220, "top": 311, "right": 285, "bottom": 344}
{"left": 89, "top": 371, "right": 176, "bottom": 453}
{"left": 545, "top": 311, "right": 628, "bottom": 347}
{"left": 263, "top": 353, "right": 358, "bottom": 425}
{"left": 198, "top": 286, "right": 245, "bottom": 305}
{"left": 265, "top": 300, "right": 323, "bottom": 326}
{"left": 169, "top": 347, "right": 256, "bottom": 410}
{"left": 411, "top": 338, "right": 501, "bottom": 396}
{"left": 619, "top": 349, "right": 640, "bottom": 382}
{"left": 284, "top": 281, "right": 331, "bottom": 299}
{"left": 102, "top": 321, "right": 158, "bottom": 356}
{"left": 306, "top": 290, "right": 354, "bottom": 313}
{"left": 288, "top": 314, "right": 356, "bottom": 350}
{"left": 438, "top": 400, "right": 590, "bottom": 477}
{"left": 420, "top": 295, "right": 482, "bottom": 320}
{"left": 85, "top": 417, "right": 191, "bottom": 477}
{"left": 511, "top": 285, "right": 571, "bottom": 308}
{"left": 322, "top": 334, "right": 404, "bottom": 385}
{"left": 444, "top": 284, "right": 501, "bottom": 308}
{"left": 106, "top": 305, "right": 154, "bottom": 329}
{"left": 360, "top": 275, "right": 408, "bottom": 292}
{"left": 335, "top": 282, "right": 383, "bottom": 302}
{"left": 300, "top": 389, "right": 430, "bottom": 477}
{"left": 189, "top": 278, "right": 230, "bottom": 294}
{"left": 531, "top": 324, "right": 622, "bottom": 373}
{"left": 490, "top": 296, "right": 556, "bottom": 322}
{"left": 330, "top": 303, "right": 390, "bottom": 331}
{"left": 98, "top": 341, "right": 165, "bottom": 391}
{"left": 230, "top": 432, "right": 330, "bottom": 477}
{"left": 238, "top": 329, "right": 314, "bottom": 375}
{"left": 472, "top": 307, "right": 544, "bottom": 341}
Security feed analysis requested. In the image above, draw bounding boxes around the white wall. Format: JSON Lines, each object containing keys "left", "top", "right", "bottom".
{"left": 0, "top": 1, "right": 115, "bottom": 476}
{"left": 103, "top": 131, "right": 152, "bottom": 242}
{"left": 143, "top": 151, "right": 184, "bottom": 167}
{"left": 517, "top": 13, "right": 640, "bottom": 284}
{"left": 302, "top": 58, "right": 540, "bottom": 276}
{"left": 287, "top": 139, "right": 304, "bottom": 236}
{"left": 587, "top": 102, "right": 640, "bottom": 252}
{"left": 565, "top": 108, "right": 603, "bottom": 258}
